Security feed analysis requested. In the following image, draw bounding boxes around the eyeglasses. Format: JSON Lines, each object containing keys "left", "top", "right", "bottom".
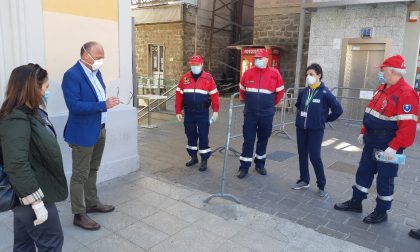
{"left": 116, "top": 87, "right": 133, "bottom": 105}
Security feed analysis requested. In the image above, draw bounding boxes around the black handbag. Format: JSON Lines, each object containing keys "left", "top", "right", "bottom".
{"left": 0, "top": 164, "right": 18, "bottom": 212}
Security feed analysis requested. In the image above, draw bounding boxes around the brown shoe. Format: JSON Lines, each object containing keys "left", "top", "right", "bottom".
{"left": 86, "top": 203, "right": 115, "bottom": 213}
{"left": 73, "top": 213, "right": 101, "bottom": 231}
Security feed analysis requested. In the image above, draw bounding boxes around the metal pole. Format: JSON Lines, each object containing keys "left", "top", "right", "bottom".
{"left": 194, "top": 10, "right": 198, "bottom": 55}
{"left": 131, "top": 17, "right": 138, "bottom": 107}
{"left": 294, "top": 4, "right": 306, "bottom": 98}
{"left": 158, "top": 73, "right": 161, "bottom": 95}
{"left": 147, "top": 98, "right": 151, "bottom": 127}
{"left": 208, "top": 0, "right": 217, "bottom": 71}
{"left": 147, "top": 78, "right": 151, "bottom": 94}
{"left": 220, "top": 95, "right": 234, "bottom": 194}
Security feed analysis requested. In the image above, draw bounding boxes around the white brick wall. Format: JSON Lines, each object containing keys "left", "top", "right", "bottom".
{"left": 307, "top": 3, "right": 407, "bottom": 88}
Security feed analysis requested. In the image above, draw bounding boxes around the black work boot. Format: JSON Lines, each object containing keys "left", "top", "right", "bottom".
{"left": 363, "top": 210, "right": 387, "bottom": 224}
{"left": 237, "top": 170, "right": 248, "bottom": 179}
{"left": 409, "top": 229, "right": 420, "bottom": 240}
{"left": 334, "top": 199, "right": 363, "bottom": 213}
{"left": 185, "top": 156, "right": 199, "bottom": 167}
{"left": 199, "top": 159, "right": 207, "bottom": 172}
{"left": 255, "top": 167, "right": 267, "bottom": 175}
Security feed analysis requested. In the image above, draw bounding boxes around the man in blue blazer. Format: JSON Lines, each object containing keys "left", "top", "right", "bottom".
{"left": 62, "top": 41, "right": 119, "bottom": 231}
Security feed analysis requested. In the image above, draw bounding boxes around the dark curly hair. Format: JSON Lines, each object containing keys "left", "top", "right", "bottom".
{"left": 306, "top": 63, "right": 323, "bottom": 80}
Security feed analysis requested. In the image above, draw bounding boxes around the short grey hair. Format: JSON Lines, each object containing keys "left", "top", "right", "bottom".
{"left": 80, "top": 41, "right": 99, "bottom": 57}
{"left": 389, "top": 67, "right": 406, "bottom": 76}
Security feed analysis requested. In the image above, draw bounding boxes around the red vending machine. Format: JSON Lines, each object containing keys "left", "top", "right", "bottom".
{"left": 415, "top": 53, "right": 420, "bottom": 124}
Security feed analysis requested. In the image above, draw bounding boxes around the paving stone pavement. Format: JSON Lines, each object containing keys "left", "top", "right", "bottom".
{"left": 138, "top": 97, "right": 420, "bottom": 252}
{"left": 0, "top": 172, "right": 373, "bottom": 252}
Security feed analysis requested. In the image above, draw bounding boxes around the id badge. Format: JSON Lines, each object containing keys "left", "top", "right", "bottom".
{"left": 300, "top": 111, "right": 307, "bottom": 117}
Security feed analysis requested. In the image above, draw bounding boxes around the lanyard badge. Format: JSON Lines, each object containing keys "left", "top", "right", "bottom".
{"left": 304, "top": 89, "right": 318, "bottom": 111}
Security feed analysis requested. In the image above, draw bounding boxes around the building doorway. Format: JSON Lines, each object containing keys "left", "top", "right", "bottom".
{"left": 150, "top": 44, "right": 164, "bottom": 92}
{"left": 338, "top": 38, "right": 391, "bottom": 120}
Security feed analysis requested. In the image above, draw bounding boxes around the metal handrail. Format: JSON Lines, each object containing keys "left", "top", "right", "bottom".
{"left": 137, "top": 84, "right": 177, "bottom": 114}
{"left": 137, "top": 92, "right": 176, "bottom": 120}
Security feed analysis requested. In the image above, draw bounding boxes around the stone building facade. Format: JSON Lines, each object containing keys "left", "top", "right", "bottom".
{"left": 254, "top": 0, "right": 420, "bottom": 91}
{"left": 135, "top": 22, "right": 184, "bottom": 80}
{"left": 253, "top": 1, "right": 311, "bottom": 88}
{"left": 308, "top": 3, "right": 408, "bottom": 88}
{"left": 133, "top": 1, "right": 236, "bottom": 82}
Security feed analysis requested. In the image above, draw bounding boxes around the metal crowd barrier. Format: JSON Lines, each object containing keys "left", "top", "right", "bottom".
{"left": 272, "top": 87, "right": 304, "bottom": 139}
{"left": 212, "top": 94, "right": 244, "bottom": 157}
{"left": 204, "top": 92, "right": 242, "bottom": 204}
{"left": 330, "top": 87, "right": 375, "bottom": 123}
{"left": 273, "top": 86, "right": 376, "bottom": 138}
{"left": 204, "top": 86, "right": 374, "bottom": 204}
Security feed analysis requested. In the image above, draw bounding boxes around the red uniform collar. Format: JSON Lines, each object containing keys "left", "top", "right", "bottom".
{"left": 383, "top": 77, "right": 404, "bottom": 94}
{"left": 251, "top": 66, "right": 270, "bottom": 72}
{"left": 186, "top": 70, "right": 208, "bottom": 78}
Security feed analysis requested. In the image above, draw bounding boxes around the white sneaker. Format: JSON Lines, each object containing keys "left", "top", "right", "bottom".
{"left": 292, "top": 180, "right": 310, "bottom": 190}
{"left": 319, "top": 189, "right": 328, "bottom": 197}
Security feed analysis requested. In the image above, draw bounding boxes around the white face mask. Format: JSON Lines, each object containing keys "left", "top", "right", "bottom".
{"left": 306, "top": 75, "right": 317, "bottom": 86}
{"left": 83, "top": 46, "right": 104, "bottom": 71}
{"left": 91, "top": 59, "right": 104, "bottom": 71}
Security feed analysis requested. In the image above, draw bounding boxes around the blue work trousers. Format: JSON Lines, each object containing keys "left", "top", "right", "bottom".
{"left": 239, "top": 113, "right": 274, "bottom": 172}
{"left": 184, "top": 111, "right": 211, "bottom": 160}
{"left": 296, "top": 128, "right": 326, "bottom": 190}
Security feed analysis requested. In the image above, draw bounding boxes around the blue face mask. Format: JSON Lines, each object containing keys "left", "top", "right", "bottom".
{"left": 255, "top": 59, "right": 264, "bottom": 69}
{"left": 191, "top": 66, "right": 202, "bottom": 75}
{"left": 43, "top": 90, "right": 50, "bottom": 103}
{"left": 377, "top": 71, "right": 386, "bottom": 83}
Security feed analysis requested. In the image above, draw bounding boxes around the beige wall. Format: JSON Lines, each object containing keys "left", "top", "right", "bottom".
{"left": 43, "top": 0, "right": 118, "bottom": 21}
{"left": 42, "top": 0, "right": 120, "bottom": 115}
{"left": 43, "top": 0, "right": 139, "bottom": 181}
{"left": 1, "top": 0, "right": 138, "bottom": 183}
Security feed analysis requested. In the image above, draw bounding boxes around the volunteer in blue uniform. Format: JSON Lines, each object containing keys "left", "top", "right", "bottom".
{"left": 237, "top": 49, "right": 284, "bottom": 179}
{"left": 292, "top": 63, "right": 343, "bottom": 197}
{"left": 334, "top": 55, "right": 419, "bottom": 224}
{"left": 175, "top": 55, "right": 220, "bottom": 172}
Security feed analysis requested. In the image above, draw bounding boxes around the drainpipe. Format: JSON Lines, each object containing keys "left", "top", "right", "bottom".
{"left": 294, "top": 5, "right": 306, "bottom": 98}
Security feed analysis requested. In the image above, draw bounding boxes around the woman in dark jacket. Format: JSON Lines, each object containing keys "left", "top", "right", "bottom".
{"left": 292, "top": 63, "right": 343, "bottom": 197}
{"left": 0, "top": 64, "right": 68, "bottom": 251}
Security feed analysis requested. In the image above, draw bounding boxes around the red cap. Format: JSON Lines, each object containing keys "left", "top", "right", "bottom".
{"left": 188, "top": 55, "right": 203, "bottom": 65}
{"left": 253, "top": 49, "right": 269, "bottom": 58}
{"left": 377, "top": 55, "right": 406, "bottom": 69}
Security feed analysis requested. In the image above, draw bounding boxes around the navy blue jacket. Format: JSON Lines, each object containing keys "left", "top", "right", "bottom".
{"left": 295, "top": 82, "right": 343, "bottom": 130}
{"left": 62, "top": 61, "right": 107, "bottom": 146}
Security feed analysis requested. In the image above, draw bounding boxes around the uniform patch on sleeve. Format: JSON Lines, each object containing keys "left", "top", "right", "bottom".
{"left": 403, "top": 104, "right": 411, "bottom": 113}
